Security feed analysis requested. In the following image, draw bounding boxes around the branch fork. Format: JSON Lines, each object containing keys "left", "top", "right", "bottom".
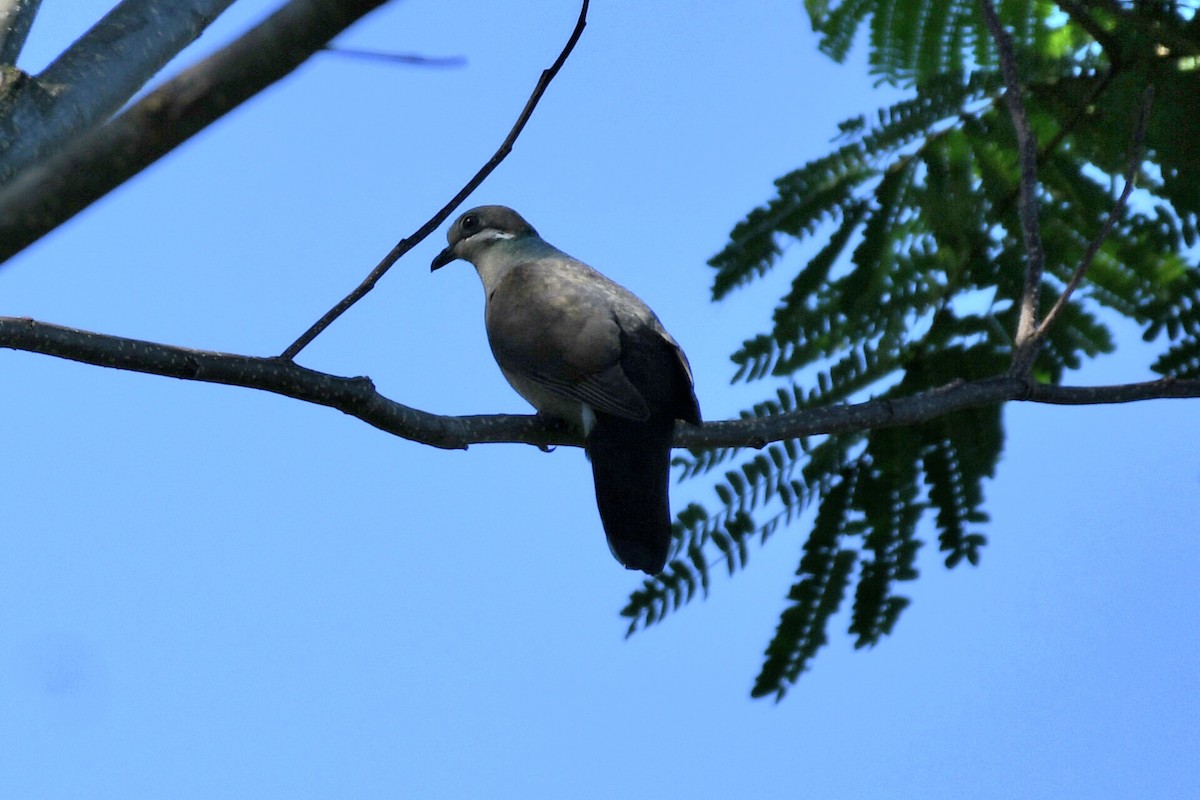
{"left": 978, "top": 0, "right": 1154, "bottom": 376}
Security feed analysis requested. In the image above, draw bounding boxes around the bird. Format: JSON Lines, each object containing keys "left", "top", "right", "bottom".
{"left": 431, "top": 205, "right": 701, "bottom": 575}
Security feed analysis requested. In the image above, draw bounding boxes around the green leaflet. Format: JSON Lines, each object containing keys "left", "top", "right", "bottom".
{"left": 624, "top": 0, "right": 1200, "bottom": 700}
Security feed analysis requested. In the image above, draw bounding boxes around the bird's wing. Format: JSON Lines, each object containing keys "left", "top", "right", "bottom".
{"left": 485, "top": 260, "right": 654, "bottom": 421}
{"left": 651, "top": 326, "right": 702, "bottom": 424}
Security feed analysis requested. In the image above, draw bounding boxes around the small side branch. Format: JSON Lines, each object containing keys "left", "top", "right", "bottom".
{"left": 979, "top": 0, "right": 1046, "bottom": 376}
{"left": 1032, "top": 85, "right": 1154, "bottom": 343}
{"left": 278, "top": 0, "right": 591, "bottom": 361}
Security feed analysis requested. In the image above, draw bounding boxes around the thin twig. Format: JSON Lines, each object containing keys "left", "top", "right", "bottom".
{"left": 1032, "top": 85, "right": 1154, "bottom": 343}
{"left": 5, "top": 317, "right": 1200, "bottom": 452}
{"left": 321, "top": 46, "right": 466, "bottom": 68}
{"left": 945, "top": 67, "right": 1113, "bottom": 320}
{"left": 278, "top": 0, "right": 591, "bottom": 361}
{"left": 978, "top": 0, "right": 1046, "bottom": 375}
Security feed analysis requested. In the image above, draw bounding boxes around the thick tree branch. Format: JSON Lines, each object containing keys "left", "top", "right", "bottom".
{"left": 0, "top": 0, "right": 237, "bottom": 182}
{"left": 0, "top": 0, "right": 41, "bottom": 64}
{"left": 0, "top": 0, "right": 393, "bottom": 266}
{"left": 6, "top": 318, "right": 1200, "bottom": 453}
{"left": 279, "top": 0, "right": 591, "bottom": 361}
{"left": 979, "top": 0, "right": 1046, "bottom": 375}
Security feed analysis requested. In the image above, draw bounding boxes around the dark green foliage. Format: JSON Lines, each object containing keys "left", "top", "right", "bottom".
{"left": 809, "top": 0, "right": 1070, "bottom": 86}
{"left": 623, "top": 0, "right": 1200, "bottom": 699}
{"left": 751, "top": 469, "right": 858, "bottom": 698}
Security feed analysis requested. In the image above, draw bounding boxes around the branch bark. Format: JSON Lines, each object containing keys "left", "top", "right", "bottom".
{"left": 979, "top": 0, "right": 1046, "bottom": 375}
{"left": 0, "top": 0, "right": 393, "bottom": 266}
{"left": 1033, "top": 85, "right": 1153, "bottom": 343}
{"left": 0, "top": 0, "right": 237, "bottom": 182}
{"left": 0, "top": 0, "right": 41, "bottom": 64}
{"left": 6, "top": 317, "right": 1200, "bottom": 452}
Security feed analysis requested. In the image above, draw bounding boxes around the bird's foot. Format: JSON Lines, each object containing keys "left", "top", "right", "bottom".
{"left": 533, "top": 411, "right": 574, "bottom": 452}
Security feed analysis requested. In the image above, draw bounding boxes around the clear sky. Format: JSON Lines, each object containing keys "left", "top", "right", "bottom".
{"left": 2, "top": 1, "right": 1197, "bottom": 798}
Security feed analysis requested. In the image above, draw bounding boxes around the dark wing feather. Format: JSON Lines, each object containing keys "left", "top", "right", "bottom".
{"left": 587, "top": 320, "right": 701, "bottom": 574}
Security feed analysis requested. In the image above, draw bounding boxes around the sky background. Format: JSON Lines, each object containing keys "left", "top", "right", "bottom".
{"left": 1, "top": 1, "right": 1197, "bottom": 798}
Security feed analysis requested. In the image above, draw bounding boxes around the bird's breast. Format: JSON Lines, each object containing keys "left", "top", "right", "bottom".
{"left": 498, "top": 366, "right": 590, "bottom": 429}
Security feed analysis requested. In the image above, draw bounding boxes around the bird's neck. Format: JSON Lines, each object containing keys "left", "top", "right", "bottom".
{"left": 472, "top": 237, "right": 565, "bottom": 291}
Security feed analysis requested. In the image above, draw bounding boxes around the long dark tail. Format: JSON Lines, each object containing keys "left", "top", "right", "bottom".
{"left": 586, "top": 413, "right": 674, "bottom": 575}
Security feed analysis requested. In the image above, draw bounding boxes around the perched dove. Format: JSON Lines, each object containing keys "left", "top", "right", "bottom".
{"left": 432, "top": 205, "right": 701, "bottom": 574}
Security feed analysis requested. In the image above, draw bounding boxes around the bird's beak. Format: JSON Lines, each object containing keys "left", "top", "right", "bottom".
{"left": 431, "top": 246, "right": 457, "bottom": 271}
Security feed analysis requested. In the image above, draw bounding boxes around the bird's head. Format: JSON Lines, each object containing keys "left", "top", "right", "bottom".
{"left": 431, "top": 205, "right": 540, "bottom": 271}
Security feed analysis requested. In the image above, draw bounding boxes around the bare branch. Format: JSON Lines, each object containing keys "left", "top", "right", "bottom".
{"left": 6, "top": 317, "right": 1200, "bottom": 454}
{"left": 0, "top": 317, "right": 551, "bottom": 451}
{"left": 0, "top": 0, "right": 237, "bottom": 182}
{"left": 1033, "top": 85, "right": 1154, "bottom": 343}
{"left": 0, "top": 0, "right": 393, "bottom": 266}
{"left": 278, "top": 0, "right": 592, "bottom": 361}
{"left": 321, "top": 46, "right": 465, "bottom": 68}
{"left": 978, "top": 0, "right": 1046, "bottom": 375}
{"left": 1023, "top": 379, "right": 1197, "bottom": 406}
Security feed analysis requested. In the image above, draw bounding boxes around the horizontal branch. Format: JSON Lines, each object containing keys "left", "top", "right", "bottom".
{"left": 0, "top": 317, "right": 550, "bottom": 450}
{"left": 5, "top": 318, "right": 1199, "bottom": 452}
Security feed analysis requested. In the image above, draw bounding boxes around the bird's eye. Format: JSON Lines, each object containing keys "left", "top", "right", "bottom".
{"left": 461, "top": 213, "right": 479, "bottom": 231}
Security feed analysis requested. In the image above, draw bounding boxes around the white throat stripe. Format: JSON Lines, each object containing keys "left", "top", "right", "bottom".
{"left": 468, "top": 229, "right": 515, "bottom": 244}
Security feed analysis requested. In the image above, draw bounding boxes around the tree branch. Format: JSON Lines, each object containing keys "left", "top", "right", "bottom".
{"left": 1033, "top": 84, "right": 1153, "bottom": 343}
{"left": 278, "top": 0, "right": 591, "bottom": 361}
{"left": 0, "top": 317, "right": 552, "bottom": 451}
{"left": 0, "top": 0, "right": 237, "bottom": 183}
{"left": 0, "top": 0, "right": 41, "bottom": 64}
{"left": 0, "top": 0, "right": 393, "bottom": 266}
{"left": 979, "top": 0, "right": 1046, "bottom": 375}
{"left": 320, "top": 46, "right": 466, "bottom": 68}
{"left": 6, "top": 317, "right": 1200, "bottom": 453}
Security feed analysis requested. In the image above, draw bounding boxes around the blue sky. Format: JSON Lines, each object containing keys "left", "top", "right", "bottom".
{"left": 2, "top": 1, "right": 1197, "bottom": 797}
